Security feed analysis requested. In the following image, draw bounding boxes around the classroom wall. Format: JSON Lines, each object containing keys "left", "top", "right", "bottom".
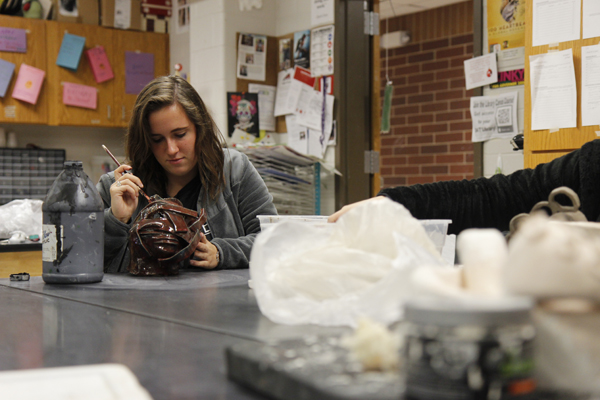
{"left": 169, "top": 17, "right": 190, "bottom": 77}
{"left": 186, "top": 0, "right": 335, "bottom": 215}
{"left": 379, "top": 2, "right": 475, "bottom": 187}
{"left": 188, "top": 0, "right": 278, "bottom": 135}
{"left": 275, "top": 0, "right": 312, "bottom": 36}
{"left": 187, "top": 0, "right": 312, "bottom": 134}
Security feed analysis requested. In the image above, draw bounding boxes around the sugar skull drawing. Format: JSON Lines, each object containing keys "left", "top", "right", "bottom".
{"left": 230, "top": 96, "right": 257, "bottom": 132}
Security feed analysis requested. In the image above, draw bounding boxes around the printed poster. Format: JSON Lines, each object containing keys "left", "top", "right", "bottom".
{"left": 176, "top": 0, "right": 190, "bottom": 34}
{"left": 580, "top": 44, "right": 600, "bottom": 126}
{"left": 62, "top": 82, "right": 97, "bottom": 110}
{"left": 248, "top": 83, "right": 277, "bottom": 132}
{"left": 227, "top": 92, "right": 259, "bottom": 138}
{"left": 279, "top": 38, "right": 291, "bottom": 71}
{"left": 464, "top": 53, "right": 498, "bottom": 90}
{"left": 490, "top": 47, "right": 525, "bottom": 89}
{"left": 56, "top": 32, "right": 86, "bottom": 71}
{"left": 12, "top": 63, "right": 45, "bottom": 105}
{"left": 86, "top": 46, "right": 114, "bottom": 83}
{"left": 310, "top": 25, "right": 334, "bottom": 77}
{"left": 0, "top": 27, "right": 27, "bottom": 53}
{"left": 274, "top": 68, "right": 294, "bottom": 116}
{"left": 470, "top": 91, "right": 519, "bottom": 142}
{"left": 125, "top": 51, "right": 154, "bottom": 95}
{"left": 293, "top": 30, "right": 310, "bottom": 69}
{"left": 237, "top": 33, "right": 267, "bottom": 81}
{"left": 311, "top": 0, "right": 334, "bottom": 27}
{"left": 487, "top": 0, "right": 526, "bottom": 52}
{"left": 0, "top": 59, "right": 15, "bottom": 97}
{"left": 530, "top": 49, "right": 577, "bottom": 130}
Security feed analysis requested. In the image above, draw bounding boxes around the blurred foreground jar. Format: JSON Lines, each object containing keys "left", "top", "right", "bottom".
{"left": 403, "top": 297, "right": 536, "bottom": 400}
{"left": 42, "top": 161, "right": 104, "bottom": 283}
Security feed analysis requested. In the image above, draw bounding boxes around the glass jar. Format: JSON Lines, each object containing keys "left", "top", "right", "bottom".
{"left": 403, "top": 296, "right": 536, "bottom": 400}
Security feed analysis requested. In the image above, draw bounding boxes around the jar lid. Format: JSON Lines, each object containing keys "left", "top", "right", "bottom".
{"left": 64, "top": 160, "right": 83, "bottom": 168}
{"left": 404, "top": 296, "right": 534, "bottom": 326}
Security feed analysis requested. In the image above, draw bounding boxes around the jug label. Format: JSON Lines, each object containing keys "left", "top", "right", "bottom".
{"left": 42, "top": 224, "right": 62, "bottom": 262}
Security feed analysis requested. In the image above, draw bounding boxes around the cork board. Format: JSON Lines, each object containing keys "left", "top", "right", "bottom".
{"left": 524, "top": 1, "right": 600, "bottom": 168}
{"left": 236, "top": 32, "right": 294, "bottom": 133}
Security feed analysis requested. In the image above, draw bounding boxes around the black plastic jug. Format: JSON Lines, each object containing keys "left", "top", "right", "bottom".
{"left": 42, "top": 160, "right": 104, "bottom": 283}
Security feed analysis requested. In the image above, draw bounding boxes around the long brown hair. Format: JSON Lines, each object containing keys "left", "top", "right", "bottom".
{"left": 126, "top": 75, "right": 226, "bottom": 199}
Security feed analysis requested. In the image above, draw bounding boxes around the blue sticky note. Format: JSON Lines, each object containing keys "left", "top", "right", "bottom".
{"left": 56, "top": 33, "right": 86, "bottom": 71}
{"left": 0, "top": 58, "right": 15, "bottom": 97}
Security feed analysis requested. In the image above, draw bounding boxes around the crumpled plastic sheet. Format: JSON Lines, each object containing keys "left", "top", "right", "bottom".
{"left": 0, "top": 199, "right": 43, "bottom": 239}
{"left": 250, "top": 198, "right": 446, "bottom": 327}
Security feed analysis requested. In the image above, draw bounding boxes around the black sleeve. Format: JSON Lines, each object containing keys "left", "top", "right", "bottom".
{"left": 378, "top": 148, "right": 581, "bottom": 235}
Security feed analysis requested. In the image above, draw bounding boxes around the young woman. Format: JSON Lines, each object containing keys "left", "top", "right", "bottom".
{"left": 97, "top": 75, "right": 277, "bottom": 273}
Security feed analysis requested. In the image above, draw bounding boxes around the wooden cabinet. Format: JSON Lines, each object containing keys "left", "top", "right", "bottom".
{"left": 0, "top": 16, "right": 48, "bottom": 124}
{"left": 46, "top": 21, "right": 169, "bottom": 127}
{"left": 113, "top": 29, "right": 169, "bottom": 127}
{"left": 0, "top": 16, "right": 169, "bottom": 127}
{"left": 46, "top": 21, "right": 116, "bottom": 126}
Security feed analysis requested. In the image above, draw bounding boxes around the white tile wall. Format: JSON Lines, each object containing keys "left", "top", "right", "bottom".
{"left": 186, "top": 0, "right": 336, "bottom": 214}
{"left": 483, "top": 138, "right": 523, "bottom": 177}
{"left": 170, "top": 27, "right": 190, "bottom": 76}
{"left": 276, "top": 0, "right": 312, "bottom": 34}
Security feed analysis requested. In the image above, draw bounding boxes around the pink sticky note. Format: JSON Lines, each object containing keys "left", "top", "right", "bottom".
{"left": 62, "top": 82, "right": 97, "bottom": 110}
{"left": 86, "top": 46, "right": 114, "bottom": 83}
{"left": 12, "top": 64, "right": 45, "bottom": 105}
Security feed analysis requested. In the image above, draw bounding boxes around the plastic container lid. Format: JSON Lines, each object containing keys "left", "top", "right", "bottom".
{"left": 404, "top": 296, "right": 534, "bottom": 327}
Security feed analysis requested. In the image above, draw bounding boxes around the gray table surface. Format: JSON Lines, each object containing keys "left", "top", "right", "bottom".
{"left": 0, "top": 270, "right": 350, "bottom": 399}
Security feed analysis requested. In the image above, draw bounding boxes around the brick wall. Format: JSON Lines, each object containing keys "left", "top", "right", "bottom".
{"left": 379, "top": 2, "right": 474, "bottom": 188}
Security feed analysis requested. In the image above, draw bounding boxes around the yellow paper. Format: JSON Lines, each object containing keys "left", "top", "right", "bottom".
{"left": 487, "top": 0, "right": 526, "bottom": 52}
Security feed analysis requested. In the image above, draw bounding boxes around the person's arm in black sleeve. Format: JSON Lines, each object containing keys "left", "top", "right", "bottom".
{"left": 378, "top": 147, "right": 582, "bottom": 235}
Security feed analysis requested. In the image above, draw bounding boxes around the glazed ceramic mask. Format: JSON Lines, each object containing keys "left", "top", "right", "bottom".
{"left": 129, "top": 196, "right": 207, "bottom": 276}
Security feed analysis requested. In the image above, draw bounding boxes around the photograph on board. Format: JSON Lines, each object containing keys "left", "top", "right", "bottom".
{"left": 293, "top": 30, "right": 310, "bottom": 69}
{"left": 279, "top": 38, "right": 291, "bottom": 71}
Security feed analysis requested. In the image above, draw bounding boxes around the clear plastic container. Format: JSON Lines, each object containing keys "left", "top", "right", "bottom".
{"left": 257, "top": 215, "right": 329, "bottom": 231}
{"left": 419, "top": 219, "right": 451, "bottom": 254}
{"left": 258, "top": 215, "right": 451, "bottom": 254}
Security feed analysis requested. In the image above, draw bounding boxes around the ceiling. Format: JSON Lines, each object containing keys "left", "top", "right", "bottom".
{"left": 379, "top": 0, "right": 469, "bottom": 19}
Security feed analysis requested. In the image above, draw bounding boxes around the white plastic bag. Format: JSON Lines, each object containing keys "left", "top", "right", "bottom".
{"left": 250, "top": 198, "right": 445, "bottom": 327}
{"left": 0, "top": 199, "right": 43, "bottom": 238}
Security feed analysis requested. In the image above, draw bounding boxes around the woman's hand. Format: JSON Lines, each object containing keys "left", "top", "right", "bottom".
{"left": 190, "top": 233, "right": 220, "bottom": 269}
{"left": 327, "top": 196, "right": 387, "bottom": 223}
{"left": 110, "top": 165, "right": 144, "bottom": 224}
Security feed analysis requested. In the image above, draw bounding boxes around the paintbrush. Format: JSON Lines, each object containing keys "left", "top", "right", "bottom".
{"left": 102, "top": 144, "right": 152, "bottom": 202}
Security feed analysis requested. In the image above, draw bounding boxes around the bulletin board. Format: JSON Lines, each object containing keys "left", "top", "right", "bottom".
{"left": 235, "top": 32, "right": 293, "bottom": 133}
{"left": 523, "top": 1, "right": 599, "bottom": 168}
{"left": 235, "top": 32, "right": 279, "bottom": 91}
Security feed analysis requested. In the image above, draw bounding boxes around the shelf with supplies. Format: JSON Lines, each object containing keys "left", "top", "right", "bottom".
{"left": 0, "top": 148, "right": 65, "bottom": 205}
{"left": 235, "top": 145, "right": 322, "bottom": 215}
